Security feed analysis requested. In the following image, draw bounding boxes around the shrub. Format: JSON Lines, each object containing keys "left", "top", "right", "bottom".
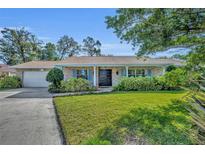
{"left": 166, "top": 65, "right": 177, "bottom": 72}
{"left": 61, "top": 78, "right": 95, "bottom": 92}
{"left": 48, "top": 83, "right": 65, "bottom": 93}
{"left": 164, "top": 68, "right": 188, "bottom": 89}
{"left": 46, "top": 68, "right": 64, "bottom": 88}
{"left": 113, "top": 77, "right": 164, "bottom": 91}
{"left": 113, "top": 74, "right": 186, "bottom": 91}
{"left": 0, "top": 76, "right": 21, "bottom": 89}
{"left": 155, "top": 76, "right": 170, "bottom": 90}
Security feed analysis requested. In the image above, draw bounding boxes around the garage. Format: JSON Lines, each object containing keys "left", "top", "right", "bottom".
{"left": 23, "top": 71, "right": 49, "bottom": 87}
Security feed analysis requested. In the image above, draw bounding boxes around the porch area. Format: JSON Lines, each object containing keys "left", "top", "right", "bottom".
{"left": 60, "top": 65, "right": 166, "bottom": 88}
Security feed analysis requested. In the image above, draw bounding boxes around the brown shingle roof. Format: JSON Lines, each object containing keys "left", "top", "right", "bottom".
{"left": 12, "top": 56, "right": 184, "bottom": 69}
{"left": 12, "top": 61, "right": 60, "bottom": 69}
{"left": 60, "top": 56, "right": 183, "bottom": 66}
{"left": 0, "top": 64, "right": 16, "bottom": 73}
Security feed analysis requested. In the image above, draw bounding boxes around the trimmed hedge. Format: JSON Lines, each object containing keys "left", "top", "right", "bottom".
{"left": 0, "top": 76, "right": 22, "bottom": 89}
{"left": 113, "top": 77, "right": 164, "bottom": 91}
{"left": 113, "top": 76, "right": 183, "bottom": 91}
{"left": 114, "top": 68, "right": 187, "bottom": 91}
{"left": 48, "top": 78, "right": 96, "bottom": 93}
{"left": 61, "top": 78, "right": 95, "bottom": 92}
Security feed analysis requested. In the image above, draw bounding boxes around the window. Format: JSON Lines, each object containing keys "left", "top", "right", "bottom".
{"left": 136, "top": 69, "right": 145, "bottom": 77}
{"left": 128, "top": 70, "right": 135, "bottom": 77}
{"left": 76, "top": 69, "right": 88, "bottom": 79}
{"left": 128, "top": 69, "right": 145, "bottom": 77}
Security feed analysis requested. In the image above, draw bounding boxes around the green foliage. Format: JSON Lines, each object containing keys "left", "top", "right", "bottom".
{"left": 92, "top": 100, "right": 196, "bottom": 145}
{"left": 113, "top": 77, "right": 163, "bottom": 91}
{"left": 164, "top": 68, "right": 188, "bottom": 89}
{"left": 0, "top": 76, "right": 21, "bottom": 89}
{"left": 105, "top": 8, "right": 205, "bottom": 141}
{"left": 82, "top": 36, "right": 101, "bottom": 56}
{"left": 61, "top": 78, "right": 95, "bottom": 92}
{"left": 113, "top": 76, "right": 174, "bottom": 91}
{"left": 57, "top": 35, "right": 80, "bottom": 60}
{"left": 54, "top": 91, "right": 193, "bottom": 144}
{"left": 166, "top": 65, "right": 177, "bottom": 72}
{"left": 185, "top": 92, "right": 205, "bottom": 144}
{"left": 46, "top": 68, "right": 64, "bottom": 88}
{"left": 106, "top": 9, "right": 205, "bottom": 93}
{"left": 105, "top": 9, "right": 205, "bottom": 56}
{"left": 84, "top": 138, "right": 111, "bottom": 145}
{"left": 171, "top": 54, "right": 188, "bottom": 60}
{"left": 0, "top": 27, "right": 42, "bottom": 65}
{"left": 48, "top": 83, "right": 65, "bottom": 93}
{"left": 114, "top": 69, "right": 188, "bottom": 91}
{"left": 40, "top": 42, "right": 58, "bottom": 60}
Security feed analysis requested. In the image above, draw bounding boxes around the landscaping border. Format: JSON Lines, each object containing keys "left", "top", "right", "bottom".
{"left": 52, "top": 89, "right": 113, "bottom": 98}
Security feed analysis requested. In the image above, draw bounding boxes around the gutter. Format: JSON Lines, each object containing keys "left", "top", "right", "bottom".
{"left": 54, "top": 63, "right": 183, "bottom": 67}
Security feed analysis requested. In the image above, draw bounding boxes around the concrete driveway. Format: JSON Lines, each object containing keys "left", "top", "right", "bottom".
{"left": 0, "top": 88, "right": 63, "bottom": 145}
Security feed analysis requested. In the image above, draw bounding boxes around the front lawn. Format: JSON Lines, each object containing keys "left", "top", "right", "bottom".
{"left": 54, "top": 91, "right": 198, "bottom": 145}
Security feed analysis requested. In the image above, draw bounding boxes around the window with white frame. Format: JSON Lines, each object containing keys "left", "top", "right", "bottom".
{"left": 128, "top": 69, "right": 145, "bottom": 77}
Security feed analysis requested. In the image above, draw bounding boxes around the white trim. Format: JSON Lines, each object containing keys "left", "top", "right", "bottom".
{"left": 125, "top": 66, "right": 129, "bottom": 77}
{"left": 93, "top": 66, "right": 97, "bottom": 87}
{"left": 162, "top": 66, "right": 166, "bottom": 75}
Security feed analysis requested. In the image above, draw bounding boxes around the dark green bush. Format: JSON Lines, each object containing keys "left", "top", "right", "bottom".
{"left": 166, "top": 65, "right": 177, "bottom": 72}
{"left": 46, "top": 68, "right": 64, "bottom": 88}
{"left": 61, "top": 78, "right": 95, "bottom": 92}
{"left": 0, "top": 76, "right": 21, "bottom": 89}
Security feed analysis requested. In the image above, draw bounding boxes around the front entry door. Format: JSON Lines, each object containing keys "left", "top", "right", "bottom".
{"left": 99, "top": 69, "right": 112, "bottom": 86}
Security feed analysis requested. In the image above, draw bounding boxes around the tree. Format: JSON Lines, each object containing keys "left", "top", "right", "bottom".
{"left": 106, "top": 9, "right": 205, "bottom": 87}
{"left": 106, "top": 9, "right": 205, "bottom": 56}
{"left": 171, "top": 54, "right": 188, "bottom": 60}
{"left": 82, "top": 36, "right": 101, "bottom": 56}
{"left": 57, "top": 35, "right": 80, "bottom": 60}
{"left": 0, "top": 27, "right": 42, "bottom": 65}
{"left": 40, "top": 42, "right": 57, "bottom": 61}
{"left": 106, "top": 8, "right": 205, "bottom": 143}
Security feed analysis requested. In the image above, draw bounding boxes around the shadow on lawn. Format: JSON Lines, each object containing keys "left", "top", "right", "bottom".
{"left": 85, "top": 100, "right": 197, "bottom": 145}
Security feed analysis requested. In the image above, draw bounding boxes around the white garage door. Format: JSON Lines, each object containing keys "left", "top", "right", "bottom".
{"left": 23, "top": 71, "right": 49, "bottom": 87}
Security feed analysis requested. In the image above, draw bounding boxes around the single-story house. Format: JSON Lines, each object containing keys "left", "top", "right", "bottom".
{"left": 12, "top": 56, "right": 183, "bottom": 88}
{"left": 0, "top": 64, "right": 17, "bottom": 76}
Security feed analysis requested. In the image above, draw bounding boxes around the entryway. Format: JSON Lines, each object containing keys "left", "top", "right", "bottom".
{"left": 99, "top": 69, "right": 112, "bottom": 86}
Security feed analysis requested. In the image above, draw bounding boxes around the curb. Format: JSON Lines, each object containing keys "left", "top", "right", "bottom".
{"left": 52, "top": 90, "right": 113, "bottom": 98}
{"left": 52, "top": 98, "right": 67, "bottom": 145}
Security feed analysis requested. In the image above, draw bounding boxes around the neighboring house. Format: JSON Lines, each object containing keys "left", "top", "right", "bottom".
{"left": 0, "top": 64, "right": 16, "bottom": 76}
{"left": 12, "top": 56, "right": 183, "bottom": 88}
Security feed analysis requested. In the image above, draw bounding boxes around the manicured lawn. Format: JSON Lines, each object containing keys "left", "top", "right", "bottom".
{"left": 54, "top": 91, "right": 197, "bottom": 145}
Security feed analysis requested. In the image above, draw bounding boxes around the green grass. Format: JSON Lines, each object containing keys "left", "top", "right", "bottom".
{"left": 54, "top": 91, "right": 197, "bottom": 145}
